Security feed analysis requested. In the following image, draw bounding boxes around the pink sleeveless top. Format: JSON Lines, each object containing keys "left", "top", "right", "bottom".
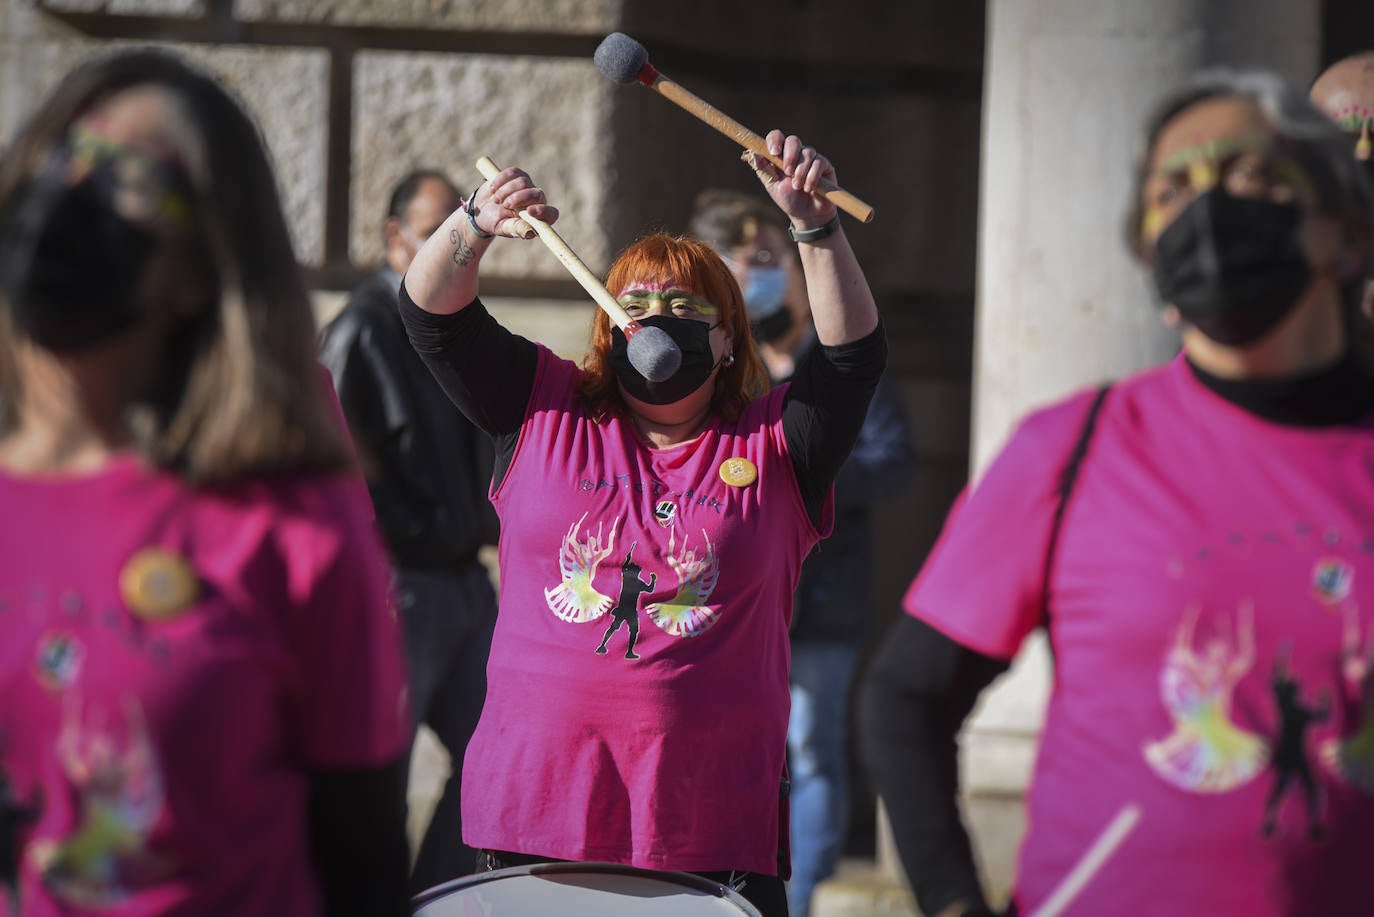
{"left": 461, "top": 347, "right": 831, "bottom": 874}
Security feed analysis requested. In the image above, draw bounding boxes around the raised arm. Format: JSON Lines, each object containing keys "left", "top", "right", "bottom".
{"left": 746, "top": 130, "right": 879, "bottom": 346}
{"left": 755, "top": 131, "right": 886, "bottom": 522}
{"left": 396, "top": 166, "right": 553, "bottom": 472}
{"left": 403, "top": 166, "right": 558, "bottom": 315}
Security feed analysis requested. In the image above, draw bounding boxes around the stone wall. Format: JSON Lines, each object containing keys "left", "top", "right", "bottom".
{"left": 349, "top": 50, "right": 616, "bottom": 276}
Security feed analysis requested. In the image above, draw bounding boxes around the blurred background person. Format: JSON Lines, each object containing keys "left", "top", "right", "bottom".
{"left": 0, "top": 49, "right": 409, "bottom": 916}
{"left": 862, "top": 69, "right": 1374, "bottom": 917}
{"left": 320, "top": 168, "right": 498, "bottom": 893}
{"left": 690, "top": 190, "right": 811, "bottom": 381}
{"left": 690, "top": 189, "right": 917, "bottom": 917}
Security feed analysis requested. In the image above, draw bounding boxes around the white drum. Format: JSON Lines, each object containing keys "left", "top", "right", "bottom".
{"left": 412, "top": 862, "right": 763, "bottom": 916}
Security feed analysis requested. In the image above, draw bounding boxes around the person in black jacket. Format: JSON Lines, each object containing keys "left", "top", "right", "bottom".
{"left": 319, "top": 169, "right": 499, "bottom": 893}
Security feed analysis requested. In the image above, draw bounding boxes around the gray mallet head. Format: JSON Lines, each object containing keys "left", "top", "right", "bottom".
{"left": 626, "top": 324, "right": 682, "bottom": 382}
{"left": 594, "top": 32, "right": 650, "bottom": 85}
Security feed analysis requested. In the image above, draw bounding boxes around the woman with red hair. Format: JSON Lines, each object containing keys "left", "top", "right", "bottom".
{"left": 400, "top": 131, "right": 882, "bottom": 916}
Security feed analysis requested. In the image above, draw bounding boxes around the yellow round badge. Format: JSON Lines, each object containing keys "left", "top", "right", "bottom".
{"left": 119, "top": 547, "right": 198, "bottom": 621}
{"left": 719, "top": 457, "right": 758, "bottom": 487}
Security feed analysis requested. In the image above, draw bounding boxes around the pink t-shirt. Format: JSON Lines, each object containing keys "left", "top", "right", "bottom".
{"left": 462, "top": 348, "right": 831, "bottom": 874}
{"left": 0, "top": 457, "right": 408, "bottom": 917}
{"left": 906, "top": 355, "right": 1374, "bottom": 915}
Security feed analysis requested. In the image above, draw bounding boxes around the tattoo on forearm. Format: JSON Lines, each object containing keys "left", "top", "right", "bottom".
{"left": 452, "top": 235, "right": 476, "bottom": 267}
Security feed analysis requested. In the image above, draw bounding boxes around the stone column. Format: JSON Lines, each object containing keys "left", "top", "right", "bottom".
{"left": 817, "top": 2, "right": 1320, "bottom": 913}
{"left": 961, "top": 0, "right": 1320, "bottom": 906}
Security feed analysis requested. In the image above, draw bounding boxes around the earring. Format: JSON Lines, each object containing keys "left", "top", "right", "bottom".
{"left": 724, "top": 353, "right": 735, "bottom": 367}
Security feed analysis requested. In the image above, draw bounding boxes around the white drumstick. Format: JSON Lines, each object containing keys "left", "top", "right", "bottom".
{"left": 474, "top": 156, "right": 681, "bottom": 382}
{"left": 1028, "top": 803, "right": 1142, "bottom": 917}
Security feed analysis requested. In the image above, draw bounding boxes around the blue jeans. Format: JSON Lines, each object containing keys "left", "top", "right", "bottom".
{"left": 396, "top": 564, "right": 497, "bottom": 895}
{"left": 786, "top": 643, "right": 860, "bottom": 917}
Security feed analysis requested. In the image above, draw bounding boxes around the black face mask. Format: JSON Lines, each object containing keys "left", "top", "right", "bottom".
{"left": 0, "top": 145, "right": 194, "bottom": 352}
{"left": 1152, "top": 189, "right": 1313, "bottom": 347}
{"left": 610, "top": 314, "right": 724, "bottom": 406}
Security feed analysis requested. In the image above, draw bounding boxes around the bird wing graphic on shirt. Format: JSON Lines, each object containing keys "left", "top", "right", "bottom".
{"left": 544, "top": 512, "right": 619, "bottom": 622}
{"left": 646, "top": 528, "right": 722, "bottom": 637}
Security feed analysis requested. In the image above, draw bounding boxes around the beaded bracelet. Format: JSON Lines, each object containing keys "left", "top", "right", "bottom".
{"left": 462, "top": 196, "right": 495, "bottom": 239}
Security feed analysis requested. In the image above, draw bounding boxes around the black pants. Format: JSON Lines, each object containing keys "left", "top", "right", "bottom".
{"left": 477, "top": 849, "right": 790, "bottom": 917}
{"left": 396, "top": 565, "right": 497, "bottom": 894}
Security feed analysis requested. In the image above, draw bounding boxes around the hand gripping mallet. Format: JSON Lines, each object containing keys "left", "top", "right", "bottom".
{"left": 594, "top": 32, "right": 876, "bottom": 224}
{"left": 474, "top": 156, "right": 681, "bottom": 382}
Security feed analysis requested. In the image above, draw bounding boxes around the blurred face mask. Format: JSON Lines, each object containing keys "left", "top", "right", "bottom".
{"left": 0, "top": 127, "right": 197, "bottom": 352}
{"left": 1152, "top": 189, "right": 1312, "bottom": 347}
{"left": 740, "top": 265, "right": 792, "bottom": 343}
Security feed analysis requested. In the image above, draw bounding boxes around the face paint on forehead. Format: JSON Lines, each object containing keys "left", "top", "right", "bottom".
{"left": 616, "top": 279, "right": 702, "bottom": 301}
{"left": 617, "top": 279, "right": 684, "bottom": 295}
{"left": 1153, "top": 132, "right": 1274, "bottom": 176}
{"left": 70, "top": 86, "right": 202, "bottom": 174}
{"left": 56, "top": 124, "right": 197, "bottom": 230}
{"left": 616, "top": 288, "right": 721, "bottom": 315}
{"left": 69, "top": 122, "right": 185, "bottom": 167}
{"left": 69, "top": 85, "right": 212, "bottom": 198}
{"left": 1151, "top": 138, "right": 1316, "bottom": 203}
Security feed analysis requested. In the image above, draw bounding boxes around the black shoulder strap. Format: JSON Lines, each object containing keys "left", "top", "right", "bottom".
{"left": 1039, "top": 384, "right": 1112, "bottom": 625}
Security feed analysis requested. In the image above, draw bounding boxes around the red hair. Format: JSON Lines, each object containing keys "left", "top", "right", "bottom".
{"left": 578, "top": 233, "right": 769, "bottom": 420}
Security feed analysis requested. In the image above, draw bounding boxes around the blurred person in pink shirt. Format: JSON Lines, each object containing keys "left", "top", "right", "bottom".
{"left": 0, "top": 49, "right": 409, "bottom": 917}
{"left": 863, "top": 68, "right": 1374, "bottom": 917}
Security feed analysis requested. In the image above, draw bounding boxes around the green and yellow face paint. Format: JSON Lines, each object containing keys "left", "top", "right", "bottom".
{"left": 61, "top": 123, "right": 196, "bottom": 230}
{"left": 616, "top": 286, "right": 721, "bottom": 321}
{"left": 1142, "top": 132, "right": 1314, "bottom": 241}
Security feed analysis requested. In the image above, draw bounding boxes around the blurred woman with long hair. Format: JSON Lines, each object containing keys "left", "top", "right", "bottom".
{"left": 0, "top": 49, "right": 409, "bottom": 916}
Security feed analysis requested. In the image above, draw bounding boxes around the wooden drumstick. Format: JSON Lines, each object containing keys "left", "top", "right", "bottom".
{"left": 594, "top": 32, "right": 876, "bottom": 224}
{"left": 474, "top": 156, "right": 681, "bottom": 381}
{"left": 1028, "top": 803, "right": 1142, "bottom": 917}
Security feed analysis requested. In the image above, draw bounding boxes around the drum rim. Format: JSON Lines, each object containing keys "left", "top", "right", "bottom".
{"left": 410, "top": 861, "right": 760, "bottom": 914}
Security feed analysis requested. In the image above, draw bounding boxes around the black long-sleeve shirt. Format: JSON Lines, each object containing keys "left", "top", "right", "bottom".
{"left": 397, "top": 285, "right": 888, "bottom": 529}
